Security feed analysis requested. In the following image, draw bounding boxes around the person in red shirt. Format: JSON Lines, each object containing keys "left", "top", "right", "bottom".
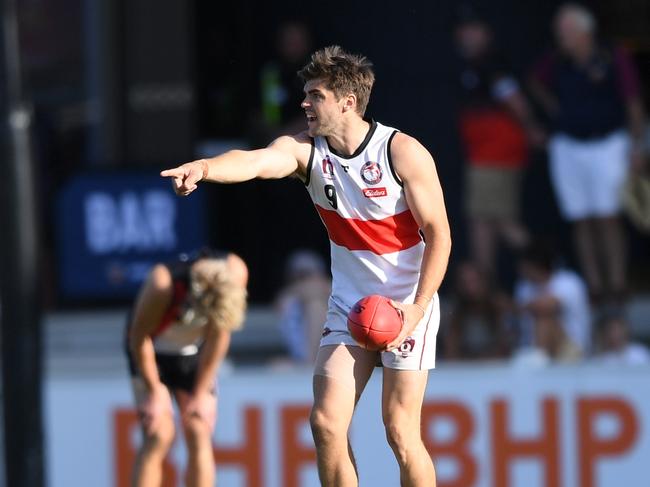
{"left": 453, "top": 6, "right": 543, "bottom": 280}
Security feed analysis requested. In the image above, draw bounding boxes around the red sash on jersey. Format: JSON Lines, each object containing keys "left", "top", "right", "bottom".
{"left": 153, "top": 280, "right": 188, "bottom": 336}
{"left": 316, "top": 205, "right": 421, "bottom": 255}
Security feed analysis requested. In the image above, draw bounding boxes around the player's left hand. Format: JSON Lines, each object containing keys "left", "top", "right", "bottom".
{"left": 183, "top": 390, "right": 217, "bottom": 430}
{"left": 385, "top": 301, "right": 425, "bottom": 351}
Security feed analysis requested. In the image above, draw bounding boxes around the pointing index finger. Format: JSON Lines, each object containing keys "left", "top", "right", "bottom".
{"left": 160, "top": 167, "right": 184, "bottom": 178}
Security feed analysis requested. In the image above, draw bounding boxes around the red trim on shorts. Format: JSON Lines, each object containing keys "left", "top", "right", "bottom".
{"left": 315, "top": 205, "right": 421, "bottom": 255}
{"left": 419, "top": 304, "right": 435, "bottom": 370}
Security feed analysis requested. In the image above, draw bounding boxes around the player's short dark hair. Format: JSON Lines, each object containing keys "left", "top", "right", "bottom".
{"left": 298, "top": 45, "right": 375, "bottom": 116}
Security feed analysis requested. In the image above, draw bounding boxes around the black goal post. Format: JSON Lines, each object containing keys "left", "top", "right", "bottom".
{"left": 0, "top": 0, "right": 45, "bottom": 485}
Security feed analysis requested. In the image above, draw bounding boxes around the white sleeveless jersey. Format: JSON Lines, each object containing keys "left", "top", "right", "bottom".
{"left": 153, "top": 310, "right": 205, "bottom": 355}
{"left": 305, "top": 121, "right": 429, "bottom": 317}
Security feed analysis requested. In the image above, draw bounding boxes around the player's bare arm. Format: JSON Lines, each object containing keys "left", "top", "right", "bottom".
{"left": 192, "top": 254, "right": 246, "bottom": 398}
{"left": 180, "top": 324, "right": 229, "bottom": 428}
{"left": 386, "top": 133, "right": 452, "bottom": 350}
{"left": 160, "top": 132, "right": 313, "bottom": 195}
{"left": 128, "top": 265, "right": 175, "bottom": 433}
{"left": 129, "top": 264, "right": 173, "bottom": 391}
{"left": 193, "top": 326, "right": 231, "bottom": 396}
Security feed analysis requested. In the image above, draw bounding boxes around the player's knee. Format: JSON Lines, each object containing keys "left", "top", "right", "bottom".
{"left": 310, "top": 407, "right": 344, "bottom": 444}
{"left": 182, "top": 417, "right": 212, "bottom": 453}
{"left": 384, "top": 421, "right": 404, "bottom": 447}
{"left": 143, "top": 420, "right": 175, "bottom": 455}
{"left": 383, "top": 414, "right": 416, "bottom": 462}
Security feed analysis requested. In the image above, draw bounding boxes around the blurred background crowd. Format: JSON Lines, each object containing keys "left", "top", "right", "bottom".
{"left": 9, "top": 0, "right": 650, "bottom": 369}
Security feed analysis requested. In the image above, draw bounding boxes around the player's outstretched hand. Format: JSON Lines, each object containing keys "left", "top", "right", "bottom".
{"left": 385, "top": 300, "right": 425, "bottom": 351}
{"left": 160, "top": 161, "right": 205, "bottom": 196}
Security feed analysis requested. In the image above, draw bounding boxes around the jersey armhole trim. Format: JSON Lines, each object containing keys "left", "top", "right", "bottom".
{"left": 386, "top": 130, "right": 403, "bottom": 187}
{"left": 304, "top": 138, "right": 315, "bottom": 187}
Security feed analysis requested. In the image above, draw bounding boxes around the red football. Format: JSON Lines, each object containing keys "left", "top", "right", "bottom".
{"left": 347, "top": 295, "right": 403, "bottom": 351}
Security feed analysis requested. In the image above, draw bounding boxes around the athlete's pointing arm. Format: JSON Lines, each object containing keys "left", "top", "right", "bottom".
{"left": 160, "top": 134, "right": 311, "bottom": 196}
{"left": 385, "top": 133, "right": 452, "bottom": 350}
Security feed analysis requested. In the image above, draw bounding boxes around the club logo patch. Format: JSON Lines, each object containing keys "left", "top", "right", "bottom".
{"left": 360, "top": 161, "right": 383, "bottom": 185}
{"left": 362, "top": 187, "right": 387, "bottom": 198}
{"left": 322, "top": 156, "right": 334, "bottom": 179}
{"left": 399, "top": 337, "right": 416, "bottom": 358}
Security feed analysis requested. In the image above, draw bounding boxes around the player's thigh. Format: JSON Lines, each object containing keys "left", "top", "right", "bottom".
{"left": 131, "top": 376, "right": 174, "bottom": 414}
{"left": 312, "top": 345, "right": 377, "bottom": 428}
{"left": 381, "top": 368, "right": 429, "bottom": 431}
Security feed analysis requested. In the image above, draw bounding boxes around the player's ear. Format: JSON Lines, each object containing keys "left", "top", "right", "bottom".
{"left": 342, "top": 93, "right": 356, "bottom": 113}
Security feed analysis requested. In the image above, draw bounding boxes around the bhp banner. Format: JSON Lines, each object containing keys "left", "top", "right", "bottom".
{"left": 46, "top": 365, "right": 650, "bottom": 487}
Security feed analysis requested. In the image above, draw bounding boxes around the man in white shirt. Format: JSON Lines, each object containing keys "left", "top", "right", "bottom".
{"left": 514, "top": 243, "right": 591, "bottom": 360}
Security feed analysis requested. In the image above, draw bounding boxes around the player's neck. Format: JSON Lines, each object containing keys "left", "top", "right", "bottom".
{"left": 326, "top": 117, "right": 371, "bottom": 157}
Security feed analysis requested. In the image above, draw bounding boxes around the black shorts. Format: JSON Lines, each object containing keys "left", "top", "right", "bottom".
{"left": 126, "top": 346, "right": 201, "bottom": 393}
{"left": 125, "top": 308, "right": 205, "bottom": 393}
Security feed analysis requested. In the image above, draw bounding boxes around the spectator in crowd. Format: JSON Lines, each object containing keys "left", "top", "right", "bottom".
{"left": 445, "top": 261, "right": 513, "bottom": 360}
{"left": 529, "top": 3, "right": 647, "bottom": 305}
{"left": 514, "top": 243, "right": 591, "bottom": 361}
{"left": 595, "top": 313, "right": 650, "bottom": 365}
{"left": 249, "top": 21, "right": 329, "bottom": 276}
{"left": 253, "top": 20, "right": 312, "bottom": 143}
{"left": 275, "top": 250, "right": 331, "bottom": 365}
{"left": 452, "top": 5, "right": 543, "bottom": 280}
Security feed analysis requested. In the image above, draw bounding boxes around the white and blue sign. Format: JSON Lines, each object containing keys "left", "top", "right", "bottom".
{"left": 57, "top": 172, "right": 206, "bottom": 299}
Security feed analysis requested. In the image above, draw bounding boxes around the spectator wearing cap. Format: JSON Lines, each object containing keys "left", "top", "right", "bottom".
{"left": 529, "top": 3, "right": 648, "bottom": 304}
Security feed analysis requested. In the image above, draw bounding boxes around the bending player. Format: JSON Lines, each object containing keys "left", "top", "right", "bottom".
{"left": 125, "top": 249, "right": 248, "bottom": 487}
{"left": 161, "top": 46, "right": 451, "bottom": 487}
